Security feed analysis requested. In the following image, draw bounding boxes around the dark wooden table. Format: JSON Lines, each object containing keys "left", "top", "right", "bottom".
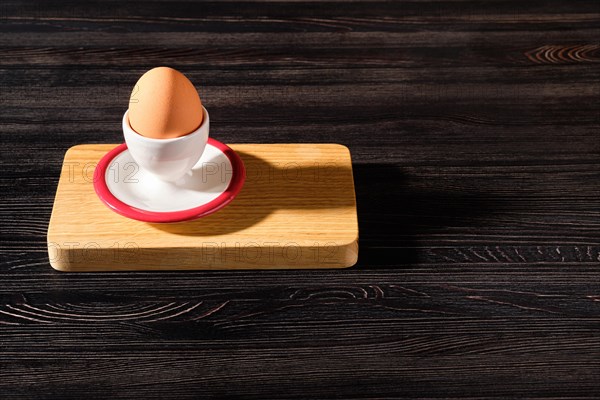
{"left": 2, "top": 1, "right": 599, "bottom": 398}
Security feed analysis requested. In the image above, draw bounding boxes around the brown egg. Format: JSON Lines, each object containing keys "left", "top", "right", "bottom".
{"left": 128, "top": 67, "right": 203, "bottom": 139}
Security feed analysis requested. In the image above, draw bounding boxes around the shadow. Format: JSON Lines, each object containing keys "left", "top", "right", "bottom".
{"left": 351, "top": 163, "right": 494, "bottom": 269}
{"left": 152, "top": 151, "right": 356, "bottom": 236}
{"left": 151, "top": 157, "right": 493, "bottom": 269}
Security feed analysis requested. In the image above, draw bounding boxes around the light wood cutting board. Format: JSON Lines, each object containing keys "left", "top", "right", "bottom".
{"left": 48, "top": 144, "right": 358, "bottom": 271}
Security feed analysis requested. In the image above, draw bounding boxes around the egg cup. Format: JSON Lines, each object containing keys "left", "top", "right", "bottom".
{"left": 123, "top": 106, "right": 210, "bottom": 182}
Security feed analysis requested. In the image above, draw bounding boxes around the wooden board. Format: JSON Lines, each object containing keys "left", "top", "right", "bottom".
{"left": 47, "top": 144, "right": 358, "bottom": 271}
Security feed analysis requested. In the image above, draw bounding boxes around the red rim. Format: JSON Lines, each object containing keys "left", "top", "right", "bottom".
{"left": 93, "top": 139, "right": 246, "bottom": 223}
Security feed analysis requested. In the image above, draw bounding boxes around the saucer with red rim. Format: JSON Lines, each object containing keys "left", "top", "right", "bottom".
{"left": 93, "top": 138, "right": 245, "bottom": 223}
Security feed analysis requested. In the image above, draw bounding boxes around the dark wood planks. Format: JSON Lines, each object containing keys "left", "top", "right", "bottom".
{"left": 1, "top": 272, "right": 600, "bottom": 398}
{"left": 1, "top": 0, "right": 600, "bottom": 398}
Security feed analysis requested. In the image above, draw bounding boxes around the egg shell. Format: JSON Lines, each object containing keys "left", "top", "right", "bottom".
{"left": 128, "top": 67, "right": 203, "bottom": 139}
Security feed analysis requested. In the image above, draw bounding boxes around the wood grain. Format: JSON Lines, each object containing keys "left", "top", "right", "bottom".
{"left": 1, "top": 0, "right": 599, "bottom": 398}
{"left": 48, "top": 144, "right": 358, "bottom": 270}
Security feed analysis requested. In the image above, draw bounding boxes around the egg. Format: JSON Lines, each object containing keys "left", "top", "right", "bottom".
{"left": 128, "top": 67, "right": 203, "bottom": 139}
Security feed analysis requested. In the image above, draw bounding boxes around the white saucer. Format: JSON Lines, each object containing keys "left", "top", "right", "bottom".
{"left": 94, "top": 139, "right": 246, "bottom": 223}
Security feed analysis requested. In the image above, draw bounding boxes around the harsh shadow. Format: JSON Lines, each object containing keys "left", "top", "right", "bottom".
{"left": 151, "top": 151, "right": 355, "bottom": 236}
{"left": 351, "top": 163, "right": 494, "bottom": 269}
{"left": 151, "top": 157, "right": 494, "bottom": 268}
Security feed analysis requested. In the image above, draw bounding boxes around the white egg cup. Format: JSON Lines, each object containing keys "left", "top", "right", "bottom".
{"left": 123, "top": 107, "right": 209, "bottom": 182}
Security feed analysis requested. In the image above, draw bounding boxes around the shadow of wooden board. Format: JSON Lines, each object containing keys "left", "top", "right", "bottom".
{"left": 47, "top": 144, "right": 358, "bottom": 271}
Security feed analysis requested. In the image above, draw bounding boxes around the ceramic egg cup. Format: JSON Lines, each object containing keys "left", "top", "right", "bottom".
{"left": 123, "top": 107, "right": 210, "bottom": 183}
{"left": 93, "top": 107, "right": 246, "bottom": 223}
